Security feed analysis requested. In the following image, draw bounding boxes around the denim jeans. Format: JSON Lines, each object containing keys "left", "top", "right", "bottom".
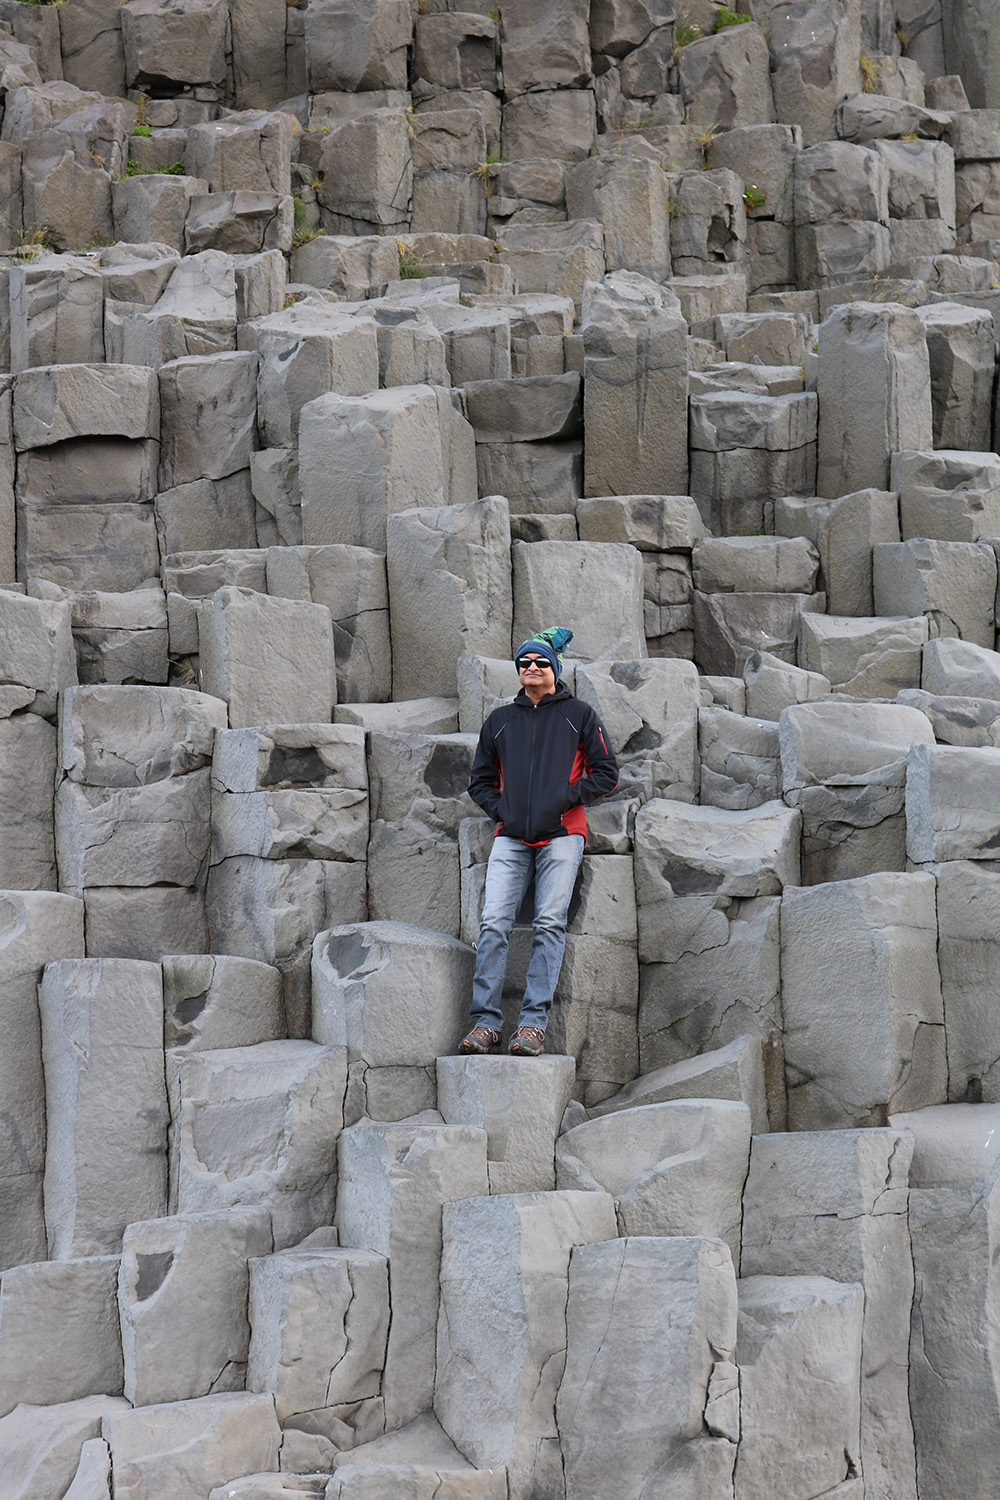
{"left": 470, "top": 833, "right": 585, "bottom": 1033}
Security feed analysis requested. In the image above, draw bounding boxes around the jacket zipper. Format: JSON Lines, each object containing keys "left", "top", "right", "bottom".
{"left": 525, "top": 703, "right": 537, "bottom": 841}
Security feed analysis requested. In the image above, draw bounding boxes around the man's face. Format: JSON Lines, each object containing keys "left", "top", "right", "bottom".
{"left": 517, "top": 652, "right": 555, "bottom": 690}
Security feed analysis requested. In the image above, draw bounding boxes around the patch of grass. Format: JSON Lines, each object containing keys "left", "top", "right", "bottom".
{"left": 474, "top": 150, "right": 503, "bottom": 198}
{"left": 125, "top": 158, "right": 185, "bottom": 176}
{"left": 712, "top": 7, "right": 752, "bottom": 31}
{"left": 693, "top": 121, "right": 721, "bottom": 160}
{"left": 132, "top": 92, "right": 150, "bottom": 128}
{"left": 131, "top": 123, "right": 151, "bottom": 138}
{"left": 742, "top": 183, "right": 766, "bottom": 209}
{"left": 667, "top": 195, "right": 679, "bottom": 219}
{"left": 896, "top": 25, "right": 908, "bottom": 46}
{"left": 675, "top": 19, "right": 702, "bottom": 47}
{"left": 11, "top": 224, "right": 56, "bottom": 261}
{"left": 291, "top": 192, "right": 319, "bottom": 250}
{"left": 487, "top": 6, "right": 500, "bottom": 20}
{"left": 859, "top": 49, "right": 880, "bottom": 92}
{"left": 396, "top": 238, "right": 426, "bottom": 278}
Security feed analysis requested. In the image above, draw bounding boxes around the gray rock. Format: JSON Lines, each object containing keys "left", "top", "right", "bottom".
{"left": 496, "top": 218, "right": 604, "bottom": 313}
{"left": 798, "top": 612, "right": 929, "bottom": 698}
{"left": 111, "top": 173, "right": 210, "bottom": 256}
{"left": 931, "top": 860, "right": 1000, "bottom": 1101}
{"left": 55, "top": 768, "right": 211, "bottom": 893}
{"left": 873, "top": 537, "right": 997, "bottom": 647}
{"left": 774, "top": 487, "right": 900, "bottom": 618}
{"left": 0, "top": 588, "right": 76, "bottom": 717}
{"left": 589, "top": 1033, "right": 769, "bottom": 1135}
{"left": 667, "top": 166, "right": 748, "bottom": 279}
{"left": 0, "top": 715, "right": 57, "bottom": 889}
{"left": 171, "top": 1040, "right": 346, "bottom": 1249}
{"left": 906, "top": 741, "right": 1000, "bottom": 862}
{"left": 337, "top": 1120, "right": 487, "bottom": 1429}
{"left": 699, "top": 706, "right": 780, "bottom": 811}
{"left": 779, "top": 700, "right": 935, "bottom": 789}
{"left": 206, "top": 856, "right": 365, "bottom": 1035}
{"left": 163, "top": 953, "right": 284, "bottom": 1053}
{"left": 501, "top": 90, "right": 596, "bottom": 166}
{"left": 558, "top": 1237, "right": 738, "bottom": 1500}
{"left": 680, "top": 21, "right": 773, "bottom": 128}
{"left": 185, "top": 112, "right": 292, "bottom": 196}
{"left": 254, "top": 305, "right": 380, "bottom": 450}
{"left": 198, "top": 586, "right": 335, "bottom": 730}
{"left": 82, "top": 885, "right": 207, "bottom": 964}
{"left": 574, "top": 657, "right": 700, "bottom": 802}
{"left": 10, "top": 253, "right": 104, "bottom": 374}
{"left": 317, "top": 109, "right": 411, "bottom": 235}
{"left": 742, "top": 1129, "right": 917, "bottom": 1500}
{"left": 888, "top": 1104, "right": 1000, "bottom": 1500}
{"left": 299, "top": 384, "right": 468, "bottom": 552}
{"left": 434, "top": 1190, "right": 617, "bottom": 1498}
{"left": 327, "top": 1414, "right": 505, "bottom": 1499}
{"left": 266, "top": 543, "right": 390, "bottom": 705}
{"left": 817, "top": 301, "right": 933, "bottom": 498}
{"left": 101, "top": 1393, "right": 281, "bottom": 1500}
{"left": 12, "top": 364, "right": 157, "bottom": 451}
{"left": 512, "top": 540, "right": 645, "bottom": 661}
{"left": 736, "top": 1276, "right": 864, "bottom": 1499}
{"left": 556, "top": 1100, "right": 751, "bottom": 1260}
{"left": 565, "top": 155, "right": 670, "bottom": 282}
{"left": 743, "top": 650, "right": 831, "bottom": 723}
{"left": 247, "top": 1244, "right": 389, "bottom": 1448}
{"left": 305, "top": 0, "right": 410, "bottom": 92}
{"left": 62, "top": 1437, "right": 112, "bottom": 1500}
{"left": 59, "top": 682, "right": 225, "bottom": 786}
{"left": 40, "top": 958, "right": 167, "bottom": 1258}
{"left": 290, "top": 234, "right": 399, "bottom": 300}
{"left": 158, "top": 351, "right": 258, "bottom": 489}
{"left": 694, "top": 591, "right": 825, "bottom": 677}
{"left": 412, "top": 11, "right": 498, "bottom": 94}
{"left": 576, "top": 493, "right": 706, "bottom": 551}
{"left": 436, "top": 1054, "right": 576, "bottom": 1193}
{"left": 693, "top": 536, "right": 819, "bottom": 596}
{"left": 781, "top": 872, "right": 946, "bottom": 1129}
{"left": 120, "top": 1207, "right": 272, "bottom": 1406}
{"left": 754, "top": 0, "right": 856, "bottom": 132}
{"left": 211, "top": 722, "right": 368, "bottom": 865}
{"left": 690, "top": 391, "right": 817, "bottom": 535}
{"left": 121, "top": 0, "right": 227, "bottom": 88}
{"left": 0, "top": 1255, "right": 122, "bottom": 1418}
{"left": 898, "top": 686, "right": 1000, "bottom": 747}
{"left": 313, "top": 921, "right": 474, "bottom": 1123}
{"left": 0, "top": 1396, "right": 128, "bottom": 1500}
{"left": 923, "top": 635, "right": 1000, "bottom": 700}
{"left": 387, "top": 496, "right": 512, "bottom": 701}
{"left": 892, "top": 448, "right": 1000, "bottom": 542}
{"left": 918, "top": 300, "right": 994, "bottom": 451}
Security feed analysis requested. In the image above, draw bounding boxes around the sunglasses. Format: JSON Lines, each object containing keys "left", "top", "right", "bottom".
{"left": 516, "top": 656, "right": 553, "bottom": 672}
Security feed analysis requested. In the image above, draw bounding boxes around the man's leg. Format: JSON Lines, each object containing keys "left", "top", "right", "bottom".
{"left": 467, "top": 836, "right": 534, "bottom": 1033}
{"left": 517, "top": 833, "right": 585, "bottom": 1033}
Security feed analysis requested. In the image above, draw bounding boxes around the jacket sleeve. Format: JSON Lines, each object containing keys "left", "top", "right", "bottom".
{"left": 566, "top": 705, "right": 619, "bottom": 808}
{"left": 468, "top": 715, "right": 503, "bottom": 821}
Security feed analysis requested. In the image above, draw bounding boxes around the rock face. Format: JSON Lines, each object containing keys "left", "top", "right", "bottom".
{"left": 0, "top": 1, "right": 999, "bottom": 1495}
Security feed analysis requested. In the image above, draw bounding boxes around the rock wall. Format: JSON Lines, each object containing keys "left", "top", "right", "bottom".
{"left": 1, "top": 0, "right": 999, "bottom": 1495}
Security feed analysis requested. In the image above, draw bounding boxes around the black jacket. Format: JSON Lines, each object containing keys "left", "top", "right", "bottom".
{"left": 468, "top": 683, "right": 619, "bottom": 845}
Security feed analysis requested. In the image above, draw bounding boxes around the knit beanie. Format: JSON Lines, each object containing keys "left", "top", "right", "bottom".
{"left": 514, "top": 626, "right": 574, "bottom": 681}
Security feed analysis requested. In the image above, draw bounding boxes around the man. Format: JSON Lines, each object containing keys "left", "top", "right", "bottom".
{"left": 459, "top": 627, "right": 619, "bottom": 1057}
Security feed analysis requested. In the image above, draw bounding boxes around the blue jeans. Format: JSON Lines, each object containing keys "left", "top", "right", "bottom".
{"left": 470, "top": 833, "right": 584, "bottom": 1033}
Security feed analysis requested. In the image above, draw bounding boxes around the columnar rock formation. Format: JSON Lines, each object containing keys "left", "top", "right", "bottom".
{"left": 1, "top": 0, "right": 1000, "bottom": 1495}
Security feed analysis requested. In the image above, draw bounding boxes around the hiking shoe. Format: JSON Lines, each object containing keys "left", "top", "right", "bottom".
{"left": 459, "top": 1025, "right": 501, "bottom": 1055}
{"left": 508, "top": 1026, "right": 546, "bottom": 1057}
